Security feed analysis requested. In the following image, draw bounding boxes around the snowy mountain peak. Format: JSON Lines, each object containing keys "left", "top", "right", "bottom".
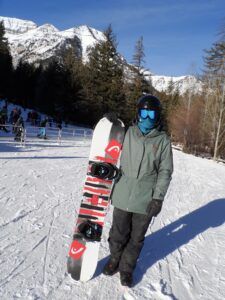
{"left": 2, "top": 16, "right": 106, "bottom": 66}
{"left": 36, "top": 23, "right": 59, "bottom": 34}
{"left": 150, "top": 74, "right": 202, "bottom": 94}
{"left": 62, "top": 25, "right": 106, "bottom": 61}
{"left": 77, "top": 25, "right": 105, "bottom": 41}
{"left": 0, "top": 16, "right": 37, "bottom": 34}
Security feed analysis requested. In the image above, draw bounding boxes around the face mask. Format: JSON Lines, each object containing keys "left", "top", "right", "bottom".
{"left": 138, "top": 116, "right": 156, "bottom": 134}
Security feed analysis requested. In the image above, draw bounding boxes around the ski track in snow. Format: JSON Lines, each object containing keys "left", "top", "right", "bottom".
{"left": 0, "top": 139, "right": 225, "bottom": 300}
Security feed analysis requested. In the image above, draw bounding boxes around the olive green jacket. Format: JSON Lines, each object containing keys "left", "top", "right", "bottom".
{"left": 111, "top": 125, "right": 173, "bottom": 215}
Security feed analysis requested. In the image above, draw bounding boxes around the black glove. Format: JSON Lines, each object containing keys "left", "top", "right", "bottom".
{"left": 146, "top": 199, "right": 163, "bottom": 217}
{"left": 104, "top": 113, "right": 118, "bottom": 123}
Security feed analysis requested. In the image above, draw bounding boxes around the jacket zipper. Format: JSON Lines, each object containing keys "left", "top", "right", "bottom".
{"left": 137, "top": 139, "right": 145, "bottom": 179}
{"left": 126, "top": 139, "right": 145, "bottom": 211}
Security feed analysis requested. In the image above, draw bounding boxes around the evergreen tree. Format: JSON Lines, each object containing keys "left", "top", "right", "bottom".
{"left": 0, "top": 21, "right": 13, "bottom": 98}
{"left": 133, "top": 36, "right": 145, "bottom": 73}
{"left": 13, "top": 61, "right": 38, "bottom": 108}
{"left": 203, "top": 38, "right": 225, "bottom": 159}
{"left": 161, "top": 82, "right": 180, "bottom": 134}
{"left": 62, "top": 48, "right": 87, "bottom": 123}
{"left": 132, "top": 36, "right": 153, "bottom": 94}
{"left": 85, "top": 25, "right": 126, "bottom": 124}
{"left": 35, "top": 60, "right": 71, "bottom": 118}
{"left": 125, "top": 36, "right": 153, "bottom": 121}
{"left": 204, "top": 41, "right": 225, "bottom": 77}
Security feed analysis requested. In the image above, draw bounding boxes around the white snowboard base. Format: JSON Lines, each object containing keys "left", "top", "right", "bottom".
{"left": 79, "top": 241, "right": 100, "bottom": 282}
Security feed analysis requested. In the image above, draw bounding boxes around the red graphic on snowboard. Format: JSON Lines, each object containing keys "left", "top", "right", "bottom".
{"left": 69, "top": 240, "right": 86, "bottom": 260}
{"left": 105, "top": 139, "right": 122, "bottom": 160}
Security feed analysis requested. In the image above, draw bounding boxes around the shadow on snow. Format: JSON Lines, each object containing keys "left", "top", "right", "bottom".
{"left": 95, "top": 198, "right": 225, "bottom": 286}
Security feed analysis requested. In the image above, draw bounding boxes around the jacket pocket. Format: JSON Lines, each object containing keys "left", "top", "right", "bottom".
{"left": 131, "top": 179, "right": 153, "bottom": 213}
{"left": 111, "top": 176, "right": 129, "bottom": 205}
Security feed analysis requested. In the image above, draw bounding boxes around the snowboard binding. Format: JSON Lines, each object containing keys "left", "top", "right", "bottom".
{"left": 77, "top": 220, "right": 103, "bottom": 241}
{"left": 89, "top": 162, "right": 120, "bottom": 180}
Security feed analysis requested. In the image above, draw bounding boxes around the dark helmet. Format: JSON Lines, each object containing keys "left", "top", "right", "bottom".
{"left": 137, "top": 94, "right": 161, "bottom": 110}
{"left": 136, "top": 94, "right": 162, "bottom": 126}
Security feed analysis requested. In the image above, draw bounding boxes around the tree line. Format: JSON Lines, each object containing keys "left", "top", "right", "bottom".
{"left": 0, "top": 23, "right": 154, "bottom": 126}
{"left": 168, "top": 28, "right": 225, "bottom": 160}
{"left": 0, "top": 21, "right": 224, "bottom": 159}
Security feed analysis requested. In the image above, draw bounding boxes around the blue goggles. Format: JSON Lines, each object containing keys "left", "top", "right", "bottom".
{"left": 139, "top": 109, "right": 156, "bottom": 120}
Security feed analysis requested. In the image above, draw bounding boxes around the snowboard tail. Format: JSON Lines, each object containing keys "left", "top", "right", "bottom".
{"left": 68, "top": 235, "right": 100, "bottom": 281}
{"left": 67, "top": 116, "right": 125, "bottom": 282}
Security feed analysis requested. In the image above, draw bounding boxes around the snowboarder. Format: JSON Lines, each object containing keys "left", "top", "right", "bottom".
{"left": 103, "top": 94, "right": 173, "bottom": 287}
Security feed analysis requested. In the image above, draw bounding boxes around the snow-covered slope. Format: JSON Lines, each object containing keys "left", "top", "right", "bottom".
{"left": 0, "top": 16, "right": 37, "bottom": 34}
{"left": 0, "top": 137, "right": 224, "bottom": 299}
{"left": 142, "top": 69, "right": 202, "bottom": 95}
{"left": 151, "top": 75, "right": 202, "bottom": 94}
{"left": 61, "top": 25, "right": 106, "bottom": 62}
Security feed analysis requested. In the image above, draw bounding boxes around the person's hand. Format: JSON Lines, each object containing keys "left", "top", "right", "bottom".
{"left": 146, "top": 199, "right": 163, "bottom": 217}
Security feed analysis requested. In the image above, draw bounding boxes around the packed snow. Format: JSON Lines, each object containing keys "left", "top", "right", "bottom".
{"left": 0, "top": 128, "right": 225, "bottom": 299}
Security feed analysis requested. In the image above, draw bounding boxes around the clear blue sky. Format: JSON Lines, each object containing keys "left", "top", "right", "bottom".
{"left": 0, "top": 0, "right": 224, "bottom": 76}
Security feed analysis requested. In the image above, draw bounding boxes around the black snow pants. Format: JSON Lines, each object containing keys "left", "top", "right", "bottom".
{"left": 108, "top": 207, "right": 153, "bottom": 273}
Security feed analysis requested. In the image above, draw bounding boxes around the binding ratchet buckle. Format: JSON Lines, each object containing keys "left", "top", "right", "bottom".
{"left": 89, "top": 162, "right": 120, "bottom": 180}
{"left": 78, "top": 220, "right": 103, "bottom": 241}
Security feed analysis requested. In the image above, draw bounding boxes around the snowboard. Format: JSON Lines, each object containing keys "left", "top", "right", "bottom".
{"left": 67, "top": 115, "right": 125, "bottom": 282}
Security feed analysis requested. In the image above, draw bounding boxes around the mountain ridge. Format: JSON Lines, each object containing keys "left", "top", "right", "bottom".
{"left": 0, "top": 16, "right": 202, "bottom": 94}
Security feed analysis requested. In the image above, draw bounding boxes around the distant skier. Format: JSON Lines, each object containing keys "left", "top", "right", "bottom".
{"left": 37, "top": 117, "right": 48, "bottom": 139}
{"left": 1, "top": 105, "right": 8, "bottom": 122}
{"left": 56, "top": 117, "right": 62, "bottom": 130}
{"left": 14, "top": 116, "right": 24, "bottom": 141}
{"left": 11, "top": 108, "right": 20, "bottom": 132}
{"left": 103, "top": 94, "right": 173, "bottom": 287}
{"left": 0, "top": 111, "right": 9, "bottom": 133}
